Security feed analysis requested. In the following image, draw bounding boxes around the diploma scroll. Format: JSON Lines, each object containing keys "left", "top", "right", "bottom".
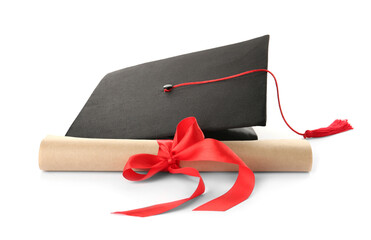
{"left": 39, "top": 136, "right": 312, "bottom": 172}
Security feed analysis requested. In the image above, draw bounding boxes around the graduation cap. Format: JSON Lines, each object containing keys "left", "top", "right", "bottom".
{"left": 66, "top": 35, "right": 352, "bottom": 140}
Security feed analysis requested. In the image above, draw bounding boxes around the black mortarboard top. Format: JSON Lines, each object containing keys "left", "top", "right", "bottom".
{"left": 66, "top": 35, "right": 269, "bottom": 140}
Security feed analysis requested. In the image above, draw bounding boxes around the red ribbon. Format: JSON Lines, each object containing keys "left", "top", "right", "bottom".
{"left": 112, "top": 117, "right": 255, "bottom": 217}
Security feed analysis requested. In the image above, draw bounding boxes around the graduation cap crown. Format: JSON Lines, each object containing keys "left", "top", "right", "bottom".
{"left": 66, "top": 35, "right": 352, "bottom": 140}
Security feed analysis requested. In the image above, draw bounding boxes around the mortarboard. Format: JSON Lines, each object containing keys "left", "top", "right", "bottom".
{"left": 66, "top": 34, "right": 352, "bottom": 141}
{"left": 66, "top": 35, "right": 269, "bottom": 140}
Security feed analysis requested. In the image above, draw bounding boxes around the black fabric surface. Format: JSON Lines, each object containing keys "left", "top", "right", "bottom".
{"left": 203, "top": 127, "right": 257, "bottom": 141}
{"left": 66, "top": 35, "right": 269, "bottom": 140}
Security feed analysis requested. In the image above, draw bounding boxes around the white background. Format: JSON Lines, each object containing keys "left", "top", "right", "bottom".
{"left": 1, "top": 1, "right": 370, "bottom": 239}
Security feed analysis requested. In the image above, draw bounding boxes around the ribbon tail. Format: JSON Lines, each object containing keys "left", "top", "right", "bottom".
{"left": 193, "top": 165, "right": 255, "bottom": 211}
{"left": 112, "top": 199, "right": 192, "bottom": 217}
{"left": 174, "top": 138, "right": 255, "bottom": 212}
{"left": 113, "top": 167, "right": 205, "bottom": 217}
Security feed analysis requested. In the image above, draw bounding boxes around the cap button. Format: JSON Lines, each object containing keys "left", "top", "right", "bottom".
{"left": 163, "top": 84, "right": 173, "bottom": 91}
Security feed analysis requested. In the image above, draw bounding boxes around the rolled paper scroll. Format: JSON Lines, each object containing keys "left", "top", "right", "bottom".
{"left": 39, "top": 135, "right": 312, "bottom": 172}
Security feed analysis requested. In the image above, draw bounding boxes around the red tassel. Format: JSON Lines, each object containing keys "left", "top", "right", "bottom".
{"left": 303, "top": 119, "right": 353, "bottom": 138}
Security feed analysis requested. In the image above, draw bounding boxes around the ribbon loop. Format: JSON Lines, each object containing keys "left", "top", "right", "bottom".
{"left": 113, "top": 117, "right": 255, "bottom": 217}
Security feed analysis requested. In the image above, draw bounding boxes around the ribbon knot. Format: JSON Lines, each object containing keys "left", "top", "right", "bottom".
{"left": 166, "top": 157, "right": 179, "bottom": 170}
{"left": 157, "top": 140, "right": 178, "bottom": 170}
{"left": 113, "top": 117, "right": 255, "bottom": 217}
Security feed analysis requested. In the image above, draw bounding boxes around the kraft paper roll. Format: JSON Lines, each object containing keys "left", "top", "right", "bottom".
{"left": 39, "top": 136, "right": 312, "bottom": 172}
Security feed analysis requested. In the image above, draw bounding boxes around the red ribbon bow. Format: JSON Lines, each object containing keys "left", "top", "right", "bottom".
{"left": 113, "top": 117, "right": 255, "bottom": 217}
